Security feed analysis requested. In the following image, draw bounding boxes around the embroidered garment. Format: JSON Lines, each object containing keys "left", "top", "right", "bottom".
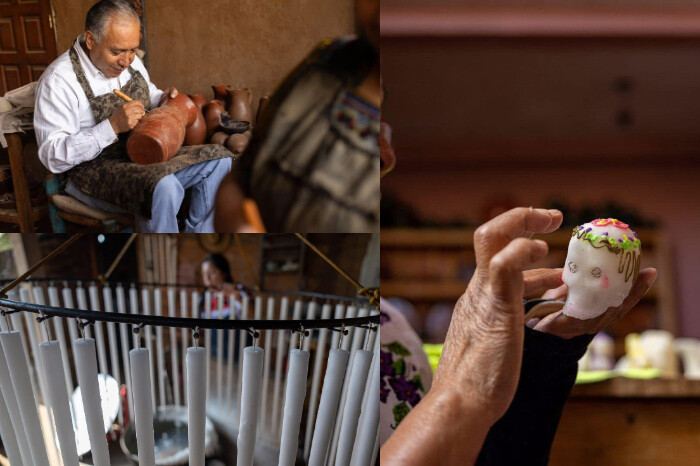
{"left": 379, "top": 299, "right": 433, "bottom": 446}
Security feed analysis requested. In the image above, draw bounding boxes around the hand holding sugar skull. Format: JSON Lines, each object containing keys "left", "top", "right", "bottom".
{"left": 562, "top": 218, "right": 642, "bottom": 320}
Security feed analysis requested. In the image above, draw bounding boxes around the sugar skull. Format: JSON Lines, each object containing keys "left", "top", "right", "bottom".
{"left": 561, "top": 218, "right": 642, "bottom": 320}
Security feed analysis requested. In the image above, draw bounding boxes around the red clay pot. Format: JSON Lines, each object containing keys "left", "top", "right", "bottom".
{"left": 225, "top": 130, "right": 252, "bottom": 154}
{"left": 210, "top": 131, "right": 229, "bottom": 146}
{"left": 161, "top": 94, "right": 198, "bottom": 127}
{"left": 184, "top": 110, "right": 206, "bottom": 146}
{"left": 188, "top": 93, "right": 207, "bottom": 110}
{"left": 226, "top": 88, "right": 253, "bottom": 123}
{"left": 127, "top": 106, "right": 187, "bottom": 164}
{"left": 256, "top": 95, "right": 270, "bottom": 126}
{"left": 212, "top": 85, "right": 231, "bottom": 103}
{"left": 203, "top": 100, "right": 225, "bottom": 139}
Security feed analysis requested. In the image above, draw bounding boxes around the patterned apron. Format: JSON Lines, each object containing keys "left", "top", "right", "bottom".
{"left": 65, "top": 46, "right": 233, "bottom": 218}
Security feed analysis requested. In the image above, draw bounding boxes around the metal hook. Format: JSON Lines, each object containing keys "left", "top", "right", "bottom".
{"left": 192, "top": 326, "right": 200, "bottom": 349}
{"left": 133, "top": 322, "right": 145, "bottom": 349}
{"left": 248, "top": 327, "right": 260, "bottom": 348}
{"left": 363, "top": 323, "right": 377, "bottom": 351}
{"left": 77, "top": 318, "right": 92, "bottom": 340}
{"left": 297, "top": 325, "right": 310, "bottom": 351}
{"left": 1, "top": 309, "right": 12, "bottom": 332}
{"left": 338, "top": 323, "right": 347, "bottom": 350}
{"left": 37, "top": 311, "right": 53, "bottom": 342}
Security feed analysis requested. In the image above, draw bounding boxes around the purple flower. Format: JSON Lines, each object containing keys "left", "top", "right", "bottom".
{"left": 380, "top": 311, "right": 391, "bottom": 325}
{"left": 380, "top": 350, "right": 395, "bottom": 377}
{"left": 380, "top": 377, "right": 390, "bottom": 403}
{"left": 389, "top": 376, "right": 422, "bottom": 407}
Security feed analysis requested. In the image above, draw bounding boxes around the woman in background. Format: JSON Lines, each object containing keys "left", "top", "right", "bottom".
{"left": 200, "top": 254, "right": 249, "bottom": 358}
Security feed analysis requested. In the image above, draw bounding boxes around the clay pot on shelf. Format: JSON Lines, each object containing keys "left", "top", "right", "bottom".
{"left": 226, "top": 88, "right": 253, "bottom": 123}
{"left": 255, "top": 95, "right": 270, "bottom": 126}
{"left": 203, "top": 100, "right": 225, "bottom": 139}
{"left": 212, "top": 85, "right": 231, "bottom": 103}
{"left": 127, "top": 106, "right": 187, "bottom": 165}
{"left": 188, "top": 93, "right": 207, "bottom": 110}
{"left": 184, "top": 110, "right": 206, "bottom": 146}
{"left": 225, "top": 130, "right": 252, "bottom": 154}
{"left": 161, "top": 93, "right": 198, "bottom": 126}
{"left": 210, "top": 131, "right": 229, "bottom": 146}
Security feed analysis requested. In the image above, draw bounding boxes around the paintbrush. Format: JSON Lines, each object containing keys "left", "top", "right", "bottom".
{"left": 113, "top": 89, "right": 149, "bottom": 112}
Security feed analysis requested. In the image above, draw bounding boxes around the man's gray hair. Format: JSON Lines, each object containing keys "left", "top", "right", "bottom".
{"left": 85, "top": 0, "right": 140, "bottom": 43}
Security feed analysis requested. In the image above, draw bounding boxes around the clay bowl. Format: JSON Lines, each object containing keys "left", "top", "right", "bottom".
{"left": 219, "top": 113, "right": 251, "bottom": 135}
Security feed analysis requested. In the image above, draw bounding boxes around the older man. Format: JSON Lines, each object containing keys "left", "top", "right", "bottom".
{"left": 34, "top": 0, "right": 232, "bottom": 232}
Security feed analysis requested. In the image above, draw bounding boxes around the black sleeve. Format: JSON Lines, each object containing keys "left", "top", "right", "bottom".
{"left": 476, "top": 300, "right": 594, "bottom": 466}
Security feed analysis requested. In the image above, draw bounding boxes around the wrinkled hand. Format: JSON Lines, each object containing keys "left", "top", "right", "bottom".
{"left": 432, "top": 207, "right": 563, "bottom": 423}
{"left": 529, "top": 268, "right": 657, "bottom": 339}
{"left": 158, "top": 87, "right": 179, "bottom": 106}
{"left": 109, "top": 100, "right": 145, "bottom": 134}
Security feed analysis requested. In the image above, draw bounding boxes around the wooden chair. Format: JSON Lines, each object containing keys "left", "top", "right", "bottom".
{"left": 1, "top": 132, "right": 49, "bottom": 232}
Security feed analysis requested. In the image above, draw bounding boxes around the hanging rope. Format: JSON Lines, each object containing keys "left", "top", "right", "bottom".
{"left": 97, "top": 233, "right": 138, "bottom": 285}
{"left": 0, "top": 234, "right": 84, "bottom": 298}
{"left": 234, "top": 233, "right": 260, "bottom": 292}
{"left": 294, "top": 234, "right": 379, "bottom": 306}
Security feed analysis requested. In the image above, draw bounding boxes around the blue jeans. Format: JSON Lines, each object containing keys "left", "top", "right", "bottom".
{"left": 65, "top": 157, "right": 232, "bottom": 233}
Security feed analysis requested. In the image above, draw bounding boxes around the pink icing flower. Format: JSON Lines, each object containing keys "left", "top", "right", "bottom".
{"left": 591, "top": 218, "right": 629, "bottom": 229}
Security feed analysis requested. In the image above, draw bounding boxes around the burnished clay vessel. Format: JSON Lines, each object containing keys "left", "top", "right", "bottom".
{"left": 188, "top": 93, "right": 207, "bottom": 110}
{"left": 256, "top": 96, "right": 270, "bottom": 126}
{"left": 127, "top": 95, "right": 199, "bottom": 164}
{"left": 127, "top": 106, "right": 187, "bottom": 164}
{"left": 226, "top": 88, "right": 253, "bottom": 123}
{"left": 225, "top": 130, "right": 252, "bottom": 154}
{"left": 184, "top": 110, "right": 206, "bottom": 146}
{"left": 212, "top": 85, "right": 231, "bottom": 103}
{"left": 161, "top": 94, "right": 199, "bottom": 126}
{"left": 203, "top": 100, "right": 225, "bottom": 139}
{"left": 210, "top": 131, "right": 229, "bottom": 146}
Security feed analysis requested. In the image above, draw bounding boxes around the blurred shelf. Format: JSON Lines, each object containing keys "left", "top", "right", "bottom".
{"left": 382, "top": 279, "right": 468, "bottom": 300}
{"left": 382, "top": 6, "right": 700, "bottom": 39}
{"left": 381, "top": 228, "right": 660, "bottom": 248}
{"left": 571, "top": 377, "right": 700, "bottom": 398}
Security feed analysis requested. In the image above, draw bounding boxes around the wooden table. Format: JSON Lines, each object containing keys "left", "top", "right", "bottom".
{"left": 550, "top": 378, "right": 700, "bottom": 465}
{"left": 0, "top": 132, "right": 48, "bottom": 232}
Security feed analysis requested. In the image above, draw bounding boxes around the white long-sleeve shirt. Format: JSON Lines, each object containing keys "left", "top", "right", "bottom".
{"left": 34, "top": 36, "right": 164, "bottom": 174}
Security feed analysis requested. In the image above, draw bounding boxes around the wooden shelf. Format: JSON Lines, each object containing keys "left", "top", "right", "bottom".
{"left": 571, "top": 377, "right": 700, "bottom": 399}
{"left": 382, "top": 279, "right": 468, "bottom": 300}
{"left": 381, "top": 228, "right": 660, "bottom": 248}
{"left": 382, "top": 6, "right": 700, "bottom": 39}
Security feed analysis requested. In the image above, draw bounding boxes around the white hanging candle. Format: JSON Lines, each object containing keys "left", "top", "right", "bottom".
{"left": 237, "top": 346, "right": 265, "bottom": 466}
{"left": 40, "top": 341, "right": 80, "bottom": 466}
{"left": 88, "top": 284, "right": 109, "bottom": 375}
{"left": 304, "top": 303, "right": 332, "bottom": 460}
{"left": 278, "top": 349, "right": 310, "bottom": 466}
{"left": 74, "top": 338, "right": 111, "bottom": 466}
{"left": 168, "top": 288, "right": 181, "bottom": 406}
{"left": 154, "top": 288, "right": 166, "bottom": 406}
{"left": 130, "top": 347, "right": 156, "bottom": 466}
{"left": 350, "top": 351, "right": 379, "bottom": 466}
{"left": 334, "top": 349, "right": 373, "bottom": 466}
{"left": 0, "top": 331, "right": 50, "bottom": 466}
{"left": 308, "top": 348, "right": 350, "bottom": 466}
{"left": 116, "top": 285, "right": 134, "bottom": 417}
{"left": 0, "top": 338, "right": 31, "bottom": 465}
{"left": 187, "top": 346, "right": 207, "bottom": 466}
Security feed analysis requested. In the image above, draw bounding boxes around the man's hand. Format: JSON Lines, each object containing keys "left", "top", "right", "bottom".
{"left": 433, "top": 207, "right": 563, "bottom": 423}
{"left": 108, "top": 100, "right": 145, "bottom": 134}
{"left": 529, "top": 268, "right": 657, "bottom": 339}
{"left": 158, "top": 87, "right": 179, "bottom": 106}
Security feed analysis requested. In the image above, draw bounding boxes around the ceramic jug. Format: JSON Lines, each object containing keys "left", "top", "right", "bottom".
{"left": 226, "top": 88, "right": 253, "bottom": 123}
